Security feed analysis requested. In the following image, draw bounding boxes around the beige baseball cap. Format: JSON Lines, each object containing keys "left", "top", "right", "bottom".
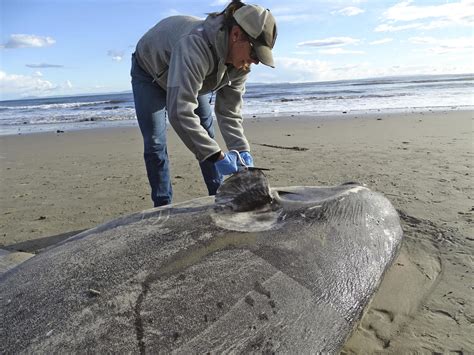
{"left": 233, "top": 4, "right": 277, "bottom": 68}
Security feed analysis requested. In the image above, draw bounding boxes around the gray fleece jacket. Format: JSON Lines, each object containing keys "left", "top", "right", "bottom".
{"left": 135, "top": 14, "right": 250, "bottom": 162}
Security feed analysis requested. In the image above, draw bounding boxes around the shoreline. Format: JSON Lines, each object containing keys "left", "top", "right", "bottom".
{"left": 1, "top": 109, "right": 472, "bottom": 352}
{"left": 1, "top": 105, "right": 472, "bottom": 137}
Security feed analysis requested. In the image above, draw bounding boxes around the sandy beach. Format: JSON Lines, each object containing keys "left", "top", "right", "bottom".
{"left": 1, "top": 109, "right": 472, "bottom": 352}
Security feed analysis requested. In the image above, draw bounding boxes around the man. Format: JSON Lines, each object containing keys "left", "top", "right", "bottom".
{"left": 131, "top": 1, "right": 277, "bottom": 207}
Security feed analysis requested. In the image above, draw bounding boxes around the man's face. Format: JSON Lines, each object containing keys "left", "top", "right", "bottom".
{"left": 227, "top": 27, "right": 259, "bottom": 71}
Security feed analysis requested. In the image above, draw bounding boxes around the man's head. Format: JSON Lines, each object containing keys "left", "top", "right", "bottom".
{"left": 224, "top": 3, "right": 277, "bottom": 71}
{"left": 226, "top": 25, "right": 259, "bottom": 71}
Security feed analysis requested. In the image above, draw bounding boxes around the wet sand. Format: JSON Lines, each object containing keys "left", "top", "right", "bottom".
{"left": 1, "top": 109, "right": 472, "bottom": 352}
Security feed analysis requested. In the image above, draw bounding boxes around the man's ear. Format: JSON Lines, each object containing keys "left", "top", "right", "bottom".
{"left": 230, "top": 25, "right": 241, "bottom": 42}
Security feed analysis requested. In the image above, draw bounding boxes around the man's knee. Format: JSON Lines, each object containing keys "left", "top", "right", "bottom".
{"left": 143, "top": 138, "right": 167, "bottom": 155}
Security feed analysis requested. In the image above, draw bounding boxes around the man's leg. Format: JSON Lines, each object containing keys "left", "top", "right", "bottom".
{"left": 195, "top": 94, "right": 223, "bottom": 195}
{"left": 131, "top": 54, "right": 172, "bottom": 207}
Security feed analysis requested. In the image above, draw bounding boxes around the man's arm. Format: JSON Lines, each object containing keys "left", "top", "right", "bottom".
{"left": 214, "top": 72, "right": 251, "bottom": 153}
{"left": 166, "top": 35, "right": 222, "bottom": 162}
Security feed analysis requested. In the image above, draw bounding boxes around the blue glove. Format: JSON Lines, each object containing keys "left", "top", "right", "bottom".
{"left": 239, "top": 151, "right": 254, "bottom": 167}
{"left": 215, "top": 151, "right": 239, "bottom": 175}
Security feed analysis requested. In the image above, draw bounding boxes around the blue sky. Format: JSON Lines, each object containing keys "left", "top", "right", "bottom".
{"left": 1, "top": 0, "right": 473, "bottom": 100}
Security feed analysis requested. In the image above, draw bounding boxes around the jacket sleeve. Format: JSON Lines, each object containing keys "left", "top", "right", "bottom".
{"left": 214, "top": 72, "right": 251, "bottom": 152}
{"left": 166, "top": 35, "right": 221, "bottom": 162}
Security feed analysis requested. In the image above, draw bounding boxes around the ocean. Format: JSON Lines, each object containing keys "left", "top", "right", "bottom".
{"left": 0, "top": 73, "right": 472, "bottom": 136}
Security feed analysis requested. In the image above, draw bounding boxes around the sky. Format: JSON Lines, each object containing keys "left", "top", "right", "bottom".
{"left": 1, "top": 0, "right": 473, "bottom": 100}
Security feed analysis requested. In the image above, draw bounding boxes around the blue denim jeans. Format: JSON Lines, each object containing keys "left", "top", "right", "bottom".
{"left": 131, "top": 54, "right": 223, "bottom": 207}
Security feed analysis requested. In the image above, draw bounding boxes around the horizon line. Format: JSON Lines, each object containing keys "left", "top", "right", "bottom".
{"left": 1, "top": 72, "right": 472, "bottom": 103}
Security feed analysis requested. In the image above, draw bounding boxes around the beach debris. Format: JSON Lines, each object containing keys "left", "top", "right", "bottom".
{"left": 37, "top": 216, "right": 46, "bottom": 220}
{"left": 253, "top": 143, "right": 309, "bottom": 151}
{"left": 88, "top": 288, "right": 101, "bottom": 297}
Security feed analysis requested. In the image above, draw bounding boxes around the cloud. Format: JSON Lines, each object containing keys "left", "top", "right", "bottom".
{"left": 333, "top": 6, "right": 365, "bottom": 16}
{"left": 298, "top": 37, "right": 360, "bottom": 48}
{"left": 291, "top": 51, "right": 314, "bottom": 56}
{"left": 271, "top": 6, "right": 320, "bottom": 23}
{"left": 274, "top": 14, "right": 317, "bottom": 22}
{"left": 270, "top": 57, "right": 381, "bottom": 82}
{"left": 375, "top": 19, "right": 471, "bottom": 32}
{"left": 369, "top": 38, "right": 393, "bottom": 45}
{"left": 107, "top": 50, "right": 124, "bottom": 62}
{"left": 211, "top": 0, "right": 230, "bottom": 7}
{"left": 408, "top": 36, "right": 474, "bottom": 54}
{"left": 163, "top": 8, "right": 185, "bottom": 17}
{"left": 210, "top": 0, "right": 229, "bottom": 6}
{"left": 383, "top": 0, "right": 473, "bottom": 22}
{"left": 26, "top": 63, "right": 64, "bottom": 68}
{"left": 319, "top": 48, "right": 365, "bottom": 55}
{"left": 273, "top": 57, "right": 333, "bottom": 82}
{"left": 374, "top": 22, "right": 423, "bottom": 32}
{"left": 0, "top": 70, "right": 57, "bottom": 98}
{"left": 377, "top": 0, "right": 474, "bottom": 32}
{"left": 268, "top": 56, "right": 472, "bottom": 84}
{"left": 1, "top": 34, "right": 55, "bottom": 49}
{"left": 0, "top": 70, "right": 75, "bottom": 99}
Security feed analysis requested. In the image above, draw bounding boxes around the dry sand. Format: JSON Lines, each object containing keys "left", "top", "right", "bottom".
{"left": 1, "top": 110, "right": 472, "bottom": 353}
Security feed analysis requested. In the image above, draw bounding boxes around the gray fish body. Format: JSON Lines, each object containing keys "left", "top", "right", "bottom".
{"left": 1, "top": 171, "right": 403, "bottom": 353}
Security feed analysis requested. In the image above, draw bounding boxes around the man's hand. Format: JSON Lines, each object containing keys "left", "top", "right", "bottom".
{"left": 239, "top": 151, "right": 254, "bottom": 167}
{"left": 215, "top": 151, "right": 239, "bottom": 175}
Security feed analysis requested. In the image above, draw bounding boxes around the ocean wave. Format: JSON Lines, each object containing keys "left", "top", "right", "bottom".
{"left": 276, "top": 92, "right": 412, "bottom": 102}
{"left": 409, "top": 76, "right": 473, "bottom": 84}
{"left": 1, "top": 74, "right": 472, "bottom": 131}
{"left": 0, "top": 100, "right": 122, "bottom": 110}
{"left": 0, "top": 109, "right": 136, "bottom": 125}
{"left": 349, "top": 75, "right": 473, "bottom": 87}
{"left": 246, "top": 89, "right": 365, "bottom": 99}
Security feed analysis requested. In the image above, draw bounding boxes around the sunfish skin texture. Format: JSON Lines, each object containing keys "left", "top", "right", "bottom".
{"left": 1, "top": 170, "right": 403, "bottom": 353}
